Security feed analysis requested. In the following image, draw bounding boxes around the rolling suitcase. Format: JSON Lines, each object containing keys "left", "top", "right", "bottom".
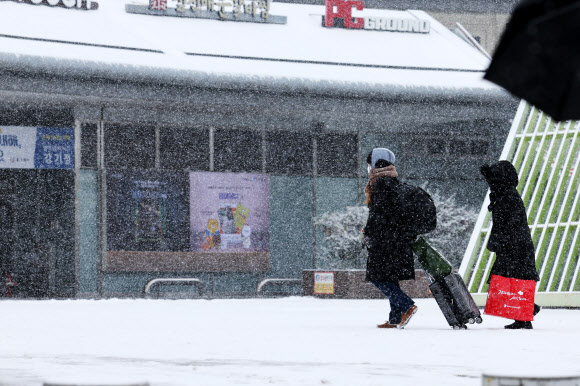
{"left": 430, "top": 273, "right": 483, "bottom": 329}
{"left": 413, "top": 237, "right": 483, "bottom": 330}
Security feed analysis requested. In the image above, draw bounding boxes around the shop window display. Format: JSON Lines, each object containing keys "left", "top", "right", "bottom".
{"left": 106, "top": 170, "right": 189, "bottom": 253}
{"left": 104, "top": 169, "right": 270, "bottom": 272}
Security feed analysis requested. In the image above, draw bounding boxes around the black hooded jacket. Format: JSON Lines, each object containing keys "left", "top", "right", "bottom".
{"left": 481, "top": 161, "right": 540, "bottom": 282}
{"left": 364, "top": 177, "right": 416, "bottom": 283}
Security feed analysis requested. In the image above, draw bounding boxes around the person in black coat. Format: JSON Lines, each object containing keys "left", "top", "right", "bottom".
{"left": 363, "top": 148, "right": 418, "bottom": 329}
{"left": 481, "top": 160, "right": 541, "bottom": 329}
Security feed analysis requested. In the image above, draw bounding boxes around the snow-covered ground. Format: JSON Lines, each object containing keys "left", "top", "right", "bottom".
{"left": 0, "top": 297, "right": 579, "bottom": 385}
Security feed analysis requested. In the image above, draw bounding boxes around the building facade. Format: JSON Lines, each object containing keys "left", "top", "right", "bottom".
{"left": 0, "top": 0, "right": 517, "bottom": 298}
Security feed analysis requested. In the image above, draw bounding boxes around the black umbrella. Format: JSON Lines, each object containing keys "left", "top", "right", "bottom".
{"left": 484, "top": 0, "right": 580, "bottom": 122}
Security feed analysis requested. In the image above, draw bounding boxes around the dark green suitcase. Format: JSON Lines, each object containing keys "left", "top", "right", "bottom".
{"left": 412, "top": 236, "right": 453, "bottom": 280}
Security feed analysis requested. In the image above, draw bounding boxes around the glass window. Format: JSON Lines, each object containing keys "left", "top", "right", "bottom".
{"left": 427, "top": 138, "right": 446, "bottom": 156}
{"left": 471, "top": 140, "right": 490, "bottom": 156}
{"left": 81, "top": 123, "right": 98, "bottom": 168}
{"left": 317, "top": 133, "right": 358, "bottom": 177}
{"left": 450, "top": 139, "right": 470, "bottom": 156}
{"left": 104, "top": 124, "right": 155, "bottom": 169}
{"left": 266, "top": 131, "right": 312, "bottom": 176}
{"left": 160, "top": 127, "right": 209, "bottom": 171}
{"left": 214, "top": 129, "right": 262, "bottom": 173}
{"left": 405, "top": 136, "right": 426, "bottom": 155}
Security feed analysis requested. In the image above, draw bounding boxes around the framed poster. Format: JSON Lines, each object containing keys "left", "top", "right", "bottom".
{"left": 188, "top": 171, "right": 270, "bottom": 271}
{"left": 105, "top": 170, "right": 190, "bottom": 271}
{"left": 189, "top": 172, "right": 270, "bottom": 253}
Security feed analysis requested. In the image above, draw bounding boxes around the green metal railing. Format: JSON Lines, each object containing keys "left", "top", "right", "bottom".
{"left": 459, "top": 101, "right": 580, "bottom": 306}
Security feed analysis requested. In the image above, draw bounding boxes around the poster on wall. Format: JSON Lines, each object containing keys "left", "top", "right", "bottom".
{"left": 105, "top": 170, "right": 271, "bottom": 272}
{"left": 106, "top": 170, "right": 189, "bottom": 253}
{"left": 190, "top": 171, "right": 270, "bottom": 254}
{"left": 0, "top": 126, "right": 75, "bottom": 169}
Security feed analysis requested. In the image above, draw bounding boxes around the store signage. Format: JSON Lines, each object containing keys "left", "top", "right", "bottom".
{"left": 2, "top": 0, "right": 99, "bottom": 10}
{"left": 0, "top": 127, "right": 75, "bottom": 169}
{"left": 314, "top": 272, "right": 335, "bottom": 294}
{"left": 323, "top": 0, "right": 430, "bottom": 33}
{"left": 125, "top": 0, "right": 287, "bottom": 25}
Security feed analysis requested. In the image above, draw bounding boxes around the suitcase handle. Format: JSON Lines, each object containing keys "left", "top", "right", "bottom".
{"left": 421, "top": 267, "right": 435, "bottom": 285}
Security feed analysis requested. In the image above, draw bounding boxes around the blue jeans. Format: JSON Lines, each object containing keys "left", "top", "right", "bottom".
{"left": 372, "top": 281, "right": 415, "bottom": 324}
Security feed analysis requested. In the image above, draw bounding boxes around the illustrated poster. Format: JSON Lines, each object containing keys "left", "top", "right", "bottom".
{"left": 189, "top": 172, "right": 270, "bottom": 253}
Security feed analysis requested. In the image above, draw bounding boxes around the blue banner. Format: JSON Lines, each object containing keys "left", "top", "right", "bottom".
{"left": 34, "top": 128, "right": 75, "bottom": 169}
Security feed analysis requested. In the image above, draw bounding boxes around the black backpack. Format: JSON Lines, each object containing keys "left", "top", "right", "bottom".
{"left": 397, "top": 183, "right": 437, "bottom": 236}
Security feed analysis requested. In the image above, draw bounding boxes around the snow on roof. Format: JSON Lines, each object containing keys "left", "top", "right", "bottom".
{"left": 0, "top": 0, "right": 504, "bottom": 98}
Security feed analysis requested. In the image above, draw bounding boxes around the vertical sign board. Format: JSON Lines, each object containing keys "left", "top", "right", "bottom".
{"left": 0, "top": 126, "right": 74, "bottom": 169}
{"left": 314, "top": 272, "right": 335, "bottom": 294}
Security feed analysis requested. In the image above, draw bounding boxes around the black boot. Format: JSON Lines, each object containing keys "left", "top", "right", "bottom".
{"left": 533, "top": 304, "right": 541, "bottom": 316}
{"left": 505, "top": 320, "right": 533, "bottom": 329}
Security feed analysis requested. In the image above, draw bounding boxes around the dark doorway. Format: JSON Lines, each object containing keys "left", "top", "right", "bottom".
{"left": 0, "top": 169, "right": 75, "bottom": 298}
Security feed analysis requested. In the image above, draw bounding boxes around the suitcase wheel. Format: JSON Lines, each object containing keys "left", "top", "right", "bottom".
{"left": 452, "top": 324, "right": 468, "bottom": 330}
{"left": 475, "top": 316, "right": 483, "bottom": 324}
{"left": 468, "top": 318, "right": 475, "bottom": 324}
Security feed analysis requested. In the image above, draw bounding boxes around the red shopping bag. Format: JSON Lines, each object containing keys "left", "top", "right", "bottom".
{"left": 484, "top": 275, "right": 536, "bottom": 321}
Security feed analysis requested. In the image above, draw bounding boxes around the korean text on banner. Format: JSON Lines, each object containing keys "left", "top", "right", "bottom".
{"left": 0, "top": 126, "right": 74, "bottom": 169}
{"left": 34, "top": 128, "right": 75, "bottom": 169}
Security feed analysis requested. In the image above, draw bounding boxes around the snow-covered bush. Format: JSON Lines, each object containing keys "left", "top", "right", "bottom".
{"left": 314, "top": 206, "right": 369, "bottom": 269}
{"left": 313, "top": 184, "right": 479, "bottom": 269}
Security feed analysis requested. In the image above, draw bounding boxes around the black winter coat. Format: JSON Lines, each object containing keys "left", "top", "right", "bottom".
{"left": 482, "top": 161, "right": 540, "bottom": 282}
{"left": 364, "top": 177, "right": 417, "bottom": 283}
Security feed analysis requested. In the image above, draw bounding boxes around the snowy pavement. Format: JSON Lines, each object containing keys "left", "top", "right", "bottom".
{"left": 0, "top": 297, "right": 579, "bottom": 385}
